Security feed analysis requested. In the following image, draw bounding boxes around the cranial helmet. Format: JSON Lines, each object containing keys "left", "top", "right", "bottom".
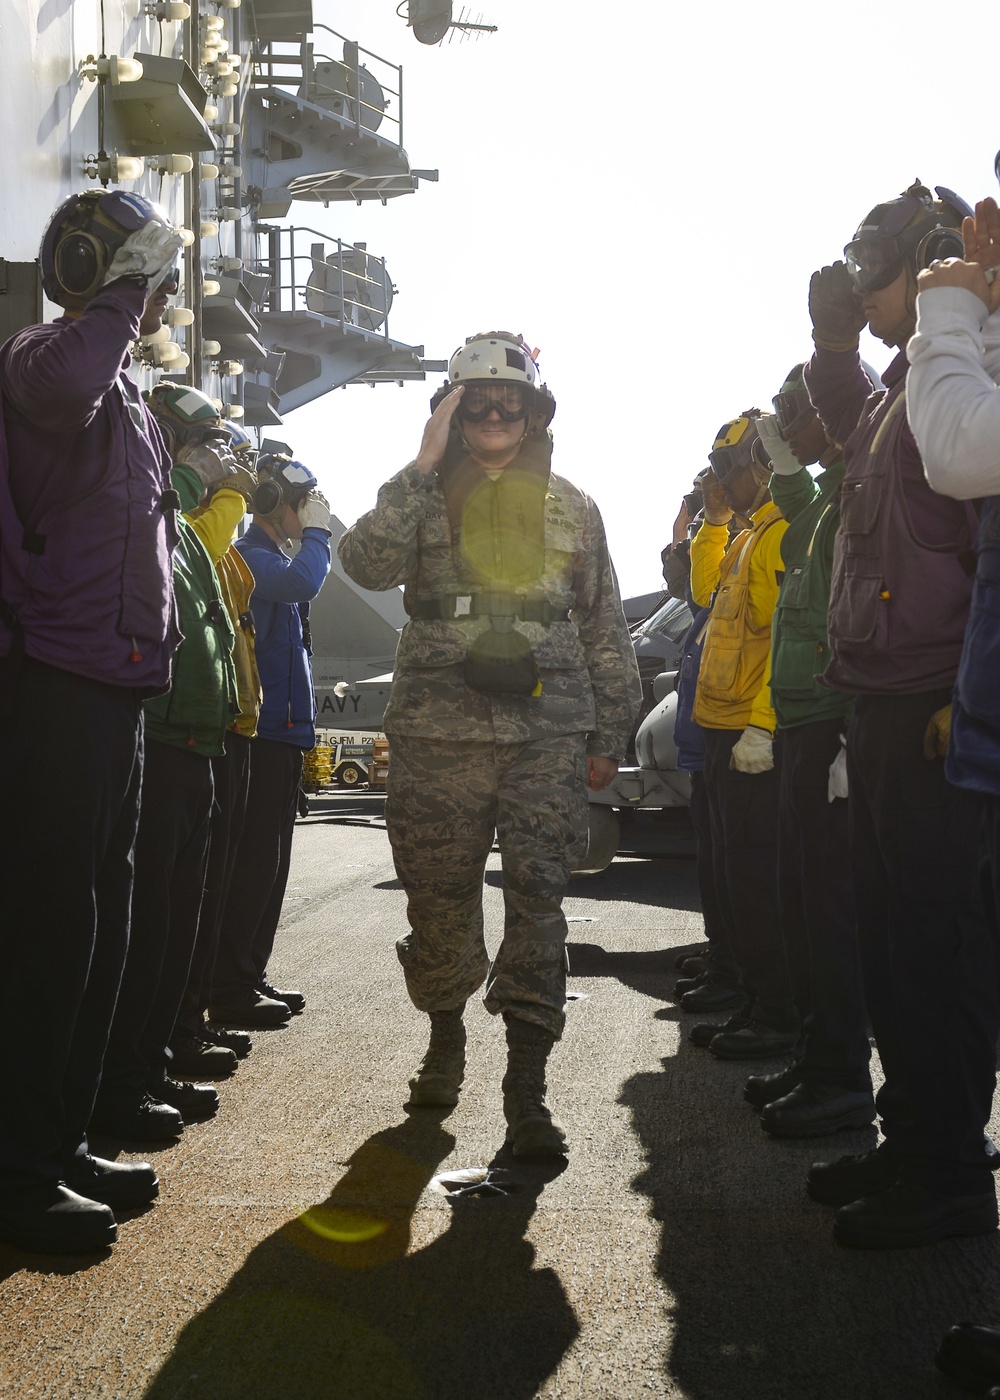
{"left": 430, "top": 330, "right": 556, "bottom": 430}
{"left": 224, "top": 419, "right": 256, "bottom": 456}
{"left": 145, "top": 383, "right": 223, "bottom": 454}
{"left": 252, "top": 452, "right": 318, "bottom": 516}
{"left": 844, "top": 181, "right": 972, "bottom": 294}
{"left": 40, "top": 189, "right": 177, "bottom": 311}
{"left": 708, "top": 411, "right": 771, "bottom": 487}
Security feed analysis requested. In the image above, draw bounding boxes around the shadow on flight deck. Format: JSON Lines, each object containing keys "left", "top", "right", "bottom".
{"left": 142, "top": 1113, "right": 577, "bottom": 1399}
{"left": 619, "top": 1046, "right": 1000, "bottom": 1397}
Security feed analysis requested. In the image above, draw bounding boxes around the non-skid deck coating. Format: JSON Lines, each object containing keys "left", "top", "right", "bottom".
{"left": 1, "top": 811, "right": 995, "bottom": 1400}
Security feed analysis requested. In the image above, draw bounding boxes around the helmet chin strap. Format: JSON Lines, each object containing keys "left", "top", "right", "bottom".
{"left": 748, "top": 480, "right": 770, "bottom": 515}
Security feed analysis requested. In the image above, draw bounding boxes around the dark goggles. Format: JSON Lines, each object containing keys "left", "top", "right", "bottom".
{"left": 707, "top": 435, "right": 769, "bottom": 483}
{"left": 456, "top": 382, "right": 531, "bottom": 423}
{"left": 844, "top": 237, "right": 903, "bottom": 294}
{"left": 772, "top": 387, "right": 815, "bottom": 439}
{"left": 156, "top": 262, "right": 181, "bottom": 293}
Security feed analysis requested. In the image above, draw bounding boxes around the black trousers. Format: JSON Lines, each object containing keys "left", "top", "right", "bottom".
{"left": 0, "top": 657, "right": 142, "bottom": 1185}
{"left": 174, "top": 731, "right": 253, "bottom": 1040}
{"left": 212, "top": 737, "right": 303, "bottom": 999}
{"left": 97, "top": 738, "right": 214, "bottom": 1103}
{"left": 688, "top": 770, "right": 738, "bottom": 982}
{"left": 777, "top": 718, "right": 871, "bottom": 1091}
{"left": 701, "top": 727, "right": 796, "bottom": 1028}
{"left": 848, "top": 691, "right": 999, "bottom": 1194}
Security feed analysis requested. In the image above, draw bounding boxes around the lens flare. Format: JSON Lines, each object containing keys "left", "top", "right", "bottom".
{"left": 299, "top": 1206, "right": 388, "bottom": 1244}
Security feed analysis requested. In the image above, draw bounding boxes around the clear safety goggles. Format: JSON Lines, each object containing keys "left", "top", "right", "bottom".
{"left": 457, "top": 382, "right": 531, "bottom": 423}
{"left": 772, "top": 387, "right": 815, "bottom": 440}
{"left": 843, "top": 237, "right": 902, "bottom": 294}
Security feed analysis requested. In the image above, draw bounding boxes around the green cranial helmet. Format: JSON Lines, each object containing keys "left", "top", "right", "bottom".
{"left": 145, "top": 383, "right": 224, "bottom": 454}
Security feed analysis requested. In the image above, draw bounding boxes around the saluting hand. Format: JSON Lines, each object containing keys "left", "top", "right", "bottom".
{"left": 415, "top": 387, "right": 464, "bottom": 475}
{"left": 809, "top": 261, "right": 866, "bottom": 351}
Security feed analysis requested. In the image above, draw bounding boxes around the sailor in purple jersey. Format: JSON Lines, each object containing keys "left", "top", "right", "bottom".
{"left": 0, "top": 190, "right": 183, "bottom": 1255}
{"left": 804, "top": 182, "right": 1000, "bottom": 1251}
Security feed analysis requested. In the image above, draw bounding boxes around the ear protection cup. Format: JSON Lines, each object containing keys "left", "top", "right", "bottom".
{"left": 429, "top": 382, "right": 452, "bottom": 414}
{"left": 252, "top": 479, "right": 283, "bottom": 515}
{"left": 916, "top": 225, "right": 965, "bottom": 270}
{"left": 53, "top": 233, "right": 105, "bottom": 300}
{"left": 529, "top": 385, "right": 556, "bottom": 431}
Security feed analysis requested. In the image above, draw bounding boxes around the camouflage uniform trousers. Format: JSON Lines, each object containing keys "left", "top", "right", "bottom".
{"left": 386, "top": 731, "right": 590, "bottom": 1038}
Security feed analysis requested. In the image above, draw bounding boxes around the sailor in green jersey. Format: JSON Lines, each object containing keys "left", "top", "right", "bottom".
{"left": 749, "top": 366, "right": 873, "bottom": 1143}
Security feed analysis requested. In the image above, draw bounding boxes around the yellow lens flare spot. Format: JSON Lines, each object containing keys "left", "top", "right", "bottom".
{"left": 299, "top": 1206, "right": 389, "bottom": 1244}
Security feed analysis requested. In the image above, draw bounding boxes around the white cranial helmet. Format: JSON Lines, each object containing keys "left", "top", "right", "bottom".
{"left": 448, "top": 331, "right": 538, "bottom": 386}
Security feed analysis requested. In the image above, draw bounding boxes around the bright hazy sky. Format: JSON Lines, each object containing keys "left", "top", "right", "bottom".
{"left": 282, "top": 0, "right": 1000, "bottom": 599}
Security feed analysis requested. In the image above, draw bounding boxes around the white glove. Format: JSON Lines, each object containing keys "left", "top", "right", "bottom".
{"left": 299, "top": 489, "right": 331, "bottom": 533}
{"left": 828, "top": 733, "right": 848, "bottom": 802}
{"left": 756, "top": 412, "right": 803, "bottom": 477}
{"left": 176, "top": 440, "right": 238, "bottom": 492}
{"left": 729, "top": 725, "right": 774, "bottom": 773}
{"left": 103, "top": 221, "right": 183, "bottom": 288}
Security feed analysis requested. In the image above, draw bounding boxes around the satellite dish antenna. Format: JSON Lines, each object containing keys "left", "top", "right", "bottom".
{"left": 406, "top": 0, "right": 452, "bottom": 44}
{"left": 305, "top": 243, "right": 393, "bottom": 332}
{"left": 401, "top": 1, "right": 497, "bottom": 44}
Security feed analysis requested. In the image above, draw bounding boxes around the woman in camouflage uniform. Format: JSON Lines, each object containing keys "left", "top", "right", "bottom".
{"left": 339, "top": 331, "right": 640, "bottom": 1156}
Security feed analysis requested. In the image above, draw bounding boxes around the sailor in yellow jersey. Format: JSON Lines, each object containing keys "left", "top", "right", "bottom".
{"left": 687, "top": 412, "right": 797, "bottom": 1061}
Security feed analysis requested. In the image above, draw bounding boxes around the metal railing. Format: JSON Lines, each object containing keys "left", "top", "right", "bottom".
{"left": 250, "top": 26, "right": 403, "bottom": 150}
{"left": 253, "top": 225, "right": 395, "bottom": 340}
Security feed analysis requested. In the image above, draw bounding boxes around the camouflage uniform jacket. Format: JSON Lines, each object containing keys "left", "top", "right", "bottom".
{"left": 338, "top": 460, "right": 640, "bottom": 759}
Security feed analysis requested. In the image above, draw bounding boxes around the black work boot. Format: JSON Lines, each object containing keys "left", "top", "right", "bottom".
{"left": 407, "top": 1007, "right": 466, "bottom": 1108}
{"left": 502, "top": 1017, "right": 567, "bottom": 1158}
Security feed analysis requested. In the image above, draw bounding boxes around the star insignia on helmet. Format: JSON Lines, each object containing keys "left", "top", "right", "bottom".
{"left": 468, "top": 352, "right": 480, "bottom": 362}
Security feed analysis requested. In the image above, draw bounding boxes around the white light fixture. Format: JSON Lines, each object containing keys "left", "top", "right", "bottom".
{"left": 210, "top": 396, "right": 224, "bottom": 411}
{"left": 144, "top": 0, "right": 191, "bottom": 18}
{"left": 163, "top": 306, "right": 194, "bottom": 327}
{"left": 202, "top": 279, "right": 221, "bottom": 297}
{"left": 156, "top": 154, "right": 195, "bottom": 175}
{"left": 83, "top": 153, "right": 145, "bottom": 182}
{"left": 217, "top": 162, "right": 242, "bottom": 180}
{"left": 170, "top": 351, "right": 191, "bottom": 370}
{"left": 210, "top": 255, "right": 242, "bottom": 272}
{"left": 141, "top": 325, "right": 170, "bottom": 345}
{"left": 177, "top": 226, "right": 196, "bottom": 248}
{"left": 200, "top": 13, "right": 225, "bottom": 31}
{"left": 210, "top": 76, "right": 239, "bottom": 97}
{"left": 219, "top": 0, "right": 241, "bottom": 9}
{"left": 224, "top": 403, "right": 244, "bottom": 418}
{"left": 203, "top": 340, "right": 222, "bottom": 356}
{"left": 203, "top": 103, "right": 219, "bottom": 121}
{"left": 214, "top": 61, "right": 234, "bottom": 76}
{"left": 228, "top": 52, "right": 242, "bottom": 66}
{"left": 80, "top": 54, "right": 144, "bottom": 84}
{"left": 216, "top": 359, "right": 243, "bottom": 377}
{"left": 151, "top": 340, "right": 182, "bottom": 365}
{"left": 211, "top": 121, "right": 240, "bottom": 138}
{"left": 210, "top": 205, "right": 241, "bottom": 222}
{"left": 199, "top": 219, "right": 220, "bottom": 238}
{"left": 200, "top": 162, "right": 220, "bottom": 180}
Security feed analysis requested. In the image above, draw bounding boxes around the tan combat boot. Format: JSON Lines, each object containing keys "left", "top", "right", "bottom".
{"left": 502, "top": 1016, "right": 567, "bottom": 1157}
{"left": 407, "top": 1007, "right": 466, "bottom": 1108}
